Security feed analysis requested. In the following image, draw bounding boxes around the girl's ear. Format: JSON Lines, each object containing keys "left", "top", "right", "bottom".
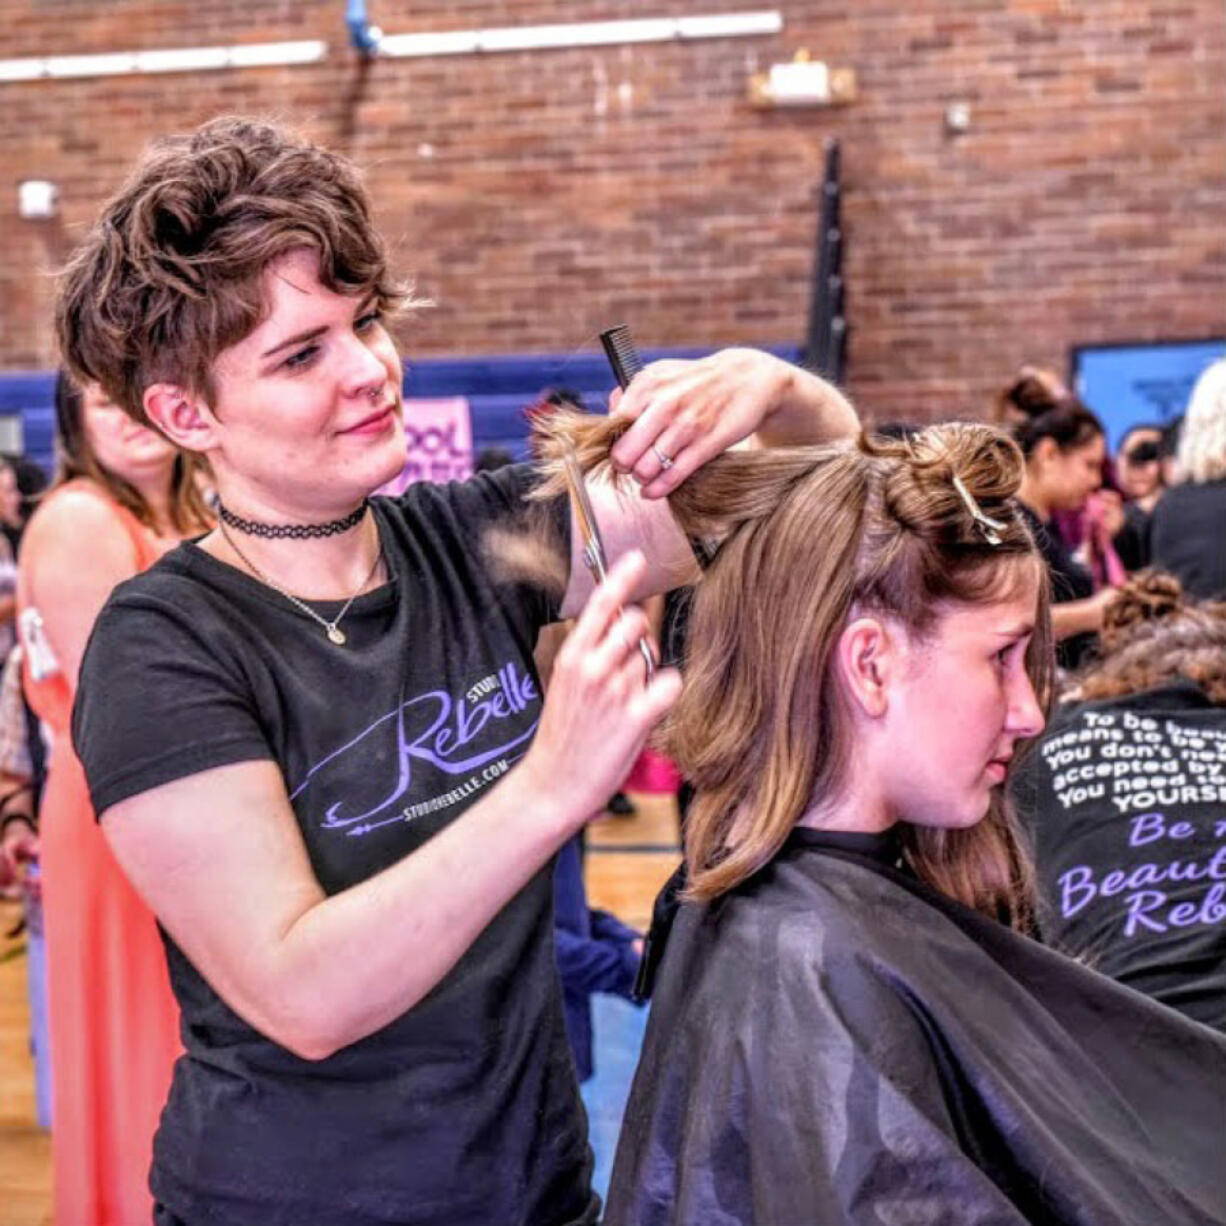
{"left": 834, "top": 616, "right": 898, "bottom": 720}
{"left": 144, "top": 384, "right": 217, "bottom": 455}
{"left": 1031, "top": 435, "right": 1059, "bottom": 470}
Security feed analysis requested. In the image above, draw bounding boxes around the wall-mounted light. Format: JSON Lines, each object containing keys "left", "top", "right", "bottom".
{"left": 18, "top": 180, "right": 58, "bottom": 219}
{"left": 749, "top": 49, "right": 856, "bottom": 108}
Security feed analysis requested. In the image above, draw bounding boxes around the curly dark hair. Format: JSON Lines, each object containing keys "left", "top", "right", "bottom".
{"left": 56, "top": 116, "right": 416, "bottom": 424}
{"left": 1078, "top": 571, "right": 1226, "bottom": 704}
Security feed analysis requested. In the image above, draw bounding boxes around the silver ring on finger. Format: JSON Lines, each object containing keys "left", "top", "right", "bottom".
{"left": 652, "top": 444, "right": 675, "bottom": 470}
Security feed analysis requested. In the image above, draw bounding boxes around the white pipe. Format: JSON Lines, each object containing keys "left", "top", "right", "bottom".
{"left": 0, "top": 12, "right": 781, "bottom": 84}
{"left": 0, "top": 39, "right": 326, "bottom": 83}
{"left": 379, "top": 12, "right": 783, "bottom": 58}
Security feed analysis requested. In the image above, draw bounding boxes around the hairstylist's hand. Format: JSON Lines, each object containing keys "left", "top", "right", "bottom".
{"left": 608, "top": 348, "right": 851, "bottom": 498}
{"left": 521, "top": 552, "right": 681, "bottom": 824}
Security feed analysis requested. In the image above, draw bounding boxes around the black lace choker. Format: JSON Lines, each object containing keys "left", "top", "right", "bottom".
{"left": 217, "top": 500, "right": 368, "bottom": 540}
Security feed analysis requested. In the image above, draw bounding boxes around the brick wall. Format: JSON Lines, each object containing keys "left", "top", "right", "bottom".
{"left": 1, "top": 1, "right": 1222, "bottom": 422}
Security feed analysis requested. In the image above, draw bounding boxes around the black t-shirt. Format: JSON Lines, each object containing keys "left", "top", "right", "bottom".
{"left": 73, "top": 466, "right": 598, "bottom": 1226}
{"left": 1150, "top": 479, "right": 1226, "bottom": 599}
{"left": 1017, "top": 500, "right": 1096, "bottom": 670}
{"left": 1017, "top": 681, "right": 1226, "bottom": 1032}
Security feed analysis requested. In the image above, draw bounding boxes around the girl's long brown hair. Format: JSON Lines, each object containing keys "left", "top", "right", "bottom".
{"left": 534, "top": 413, "right": 1053, "bottom": 930}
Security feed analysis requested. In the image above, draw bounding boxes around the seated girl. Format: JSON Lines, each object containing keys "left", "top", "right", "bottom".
{"left": 535, "top": 418, "right": 1226, "bottom": 1225}
{"left": 1019, "top": 570, "right": 1226, "bottom": 1032}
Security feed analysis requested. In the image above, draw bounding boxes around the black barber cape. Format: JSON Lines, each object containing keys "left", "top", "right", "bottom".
{"left": 605, "top": 829, "right": 1226, "bottom": 1226}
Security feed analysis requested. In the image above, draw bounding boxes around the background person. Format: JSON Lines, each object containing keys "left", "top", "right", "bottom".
{"left": 553, "top": 834, "right": 643, "bottom": 1083}
{"left": 1112, "top": 423, "right": 1165, "bottom": 571}
{"left": 0, "top": 642, "right": 50, "bottom": 1130}
{"left": 994, "top": 367, "right": 1127, "bottom": 595}
{"left": 0, "top": 647, "right": 39, "bottom": 899}
{"left": 1011, "top": 390, "right": 1118, "bottom": 668}
{"left": 1150, "top": 360, "right": 1226, "bottom": 598}
{"left": 1115, "top": 424, "right": 1166, "bottom": 506}
{"left": 1015, "top": 571, "right": 1226, "bottom": 1031}
{"left": 991, "top": 364, "right": 1070, "bottom": 429}
{"left": 0, "top": 461, "right": 18, "bottom": 661}
{"left": 0, "top": 456, "right": 25, "bottom": 550}
{"left": 16, "top": 373, "right": 211, "bottom": 1226}
{"left": 1, "top": 452, "right": 50, "bottom": 553}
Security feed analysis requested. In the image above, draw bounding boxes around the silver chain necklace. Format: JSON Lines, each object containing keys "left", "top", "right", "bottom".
{"left": 217, "top": 516, "right": 383, "bottom": 646}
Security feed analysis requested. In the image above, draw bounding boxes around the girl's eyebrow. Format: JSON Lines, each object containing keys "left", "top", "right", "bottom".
{"left": 994, "top": 623, "right": 1034, "bottom": 640}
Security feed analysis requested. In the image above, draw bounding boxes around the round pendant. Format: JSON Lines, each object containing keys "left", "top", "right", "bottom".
{"left": 326, "top": 625, "right": 347, "bottom": 646}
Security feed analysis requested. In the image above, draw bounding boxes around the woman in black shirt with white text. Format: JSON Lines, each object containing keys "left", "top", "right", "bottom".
{"left": 1018, "top": 571, "right": 1226, "bottom": 1030}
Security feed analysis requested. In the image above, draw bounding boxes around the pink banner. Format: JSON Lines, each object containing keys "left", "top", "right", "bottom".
{"left": 377, "top": 397, "right": 474, "bottom": 495}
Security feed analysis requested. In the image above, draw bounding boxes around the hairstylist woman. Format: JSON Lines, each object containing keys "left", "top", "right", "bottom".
{"left": 17, "top": 375, "right": 211, "bottom": 1226}
{"left": 58, "top": 117, "right": 857, "bottom": 1226}
{"left": 526, "top": 418, "right": 1226, "bottom": 1225}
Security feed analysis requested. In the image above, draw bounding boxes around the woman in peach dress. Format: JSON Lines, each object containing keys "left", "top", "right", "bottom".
{"left": 18, "top": 374, "right": 211, "bottom": 1225}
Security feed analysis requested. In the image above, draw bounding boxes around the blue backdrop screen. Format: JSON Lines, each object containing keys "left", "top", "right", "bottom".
{"left": 1072, "top": 339, "right": 1225, "bottom": 451}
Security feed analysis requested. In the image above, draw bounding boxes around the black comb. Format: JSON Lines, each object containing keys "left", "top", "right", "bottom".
{"left": 599, "top": 325, "right": 644, "bottom": 391}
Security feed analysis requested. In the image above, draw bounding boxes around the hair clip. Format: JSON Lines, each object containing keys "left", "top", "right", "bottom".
{"left": 951, "top": 474, "right": 1008, "bottom": 546}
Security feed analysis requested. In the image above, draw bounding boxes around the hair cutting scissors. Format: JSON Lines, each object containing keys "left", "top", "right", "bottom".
{"left": 562, "top": 448, "right": 656, "bottom": 681}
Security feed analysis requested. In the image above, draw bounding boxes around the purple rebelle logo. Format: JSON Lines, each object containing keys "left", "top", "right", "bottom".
{"left": 290, "top": 662, "right": 540, "bottom": 837}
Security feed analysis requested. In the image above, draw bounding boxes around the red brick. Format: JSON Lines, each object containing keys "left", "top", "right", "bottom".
{"left": 0, "top": 0, "right": 1222, "bottom": 424}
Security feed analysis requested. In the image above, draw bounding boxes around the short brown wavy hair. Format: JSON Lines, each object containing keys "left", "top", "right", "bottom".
{"left": 56, "top": 116, "right": 413, "bottom": 425}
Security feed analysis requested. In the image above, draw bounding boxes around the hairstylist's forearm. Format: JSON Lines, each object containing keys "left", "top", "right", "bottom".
{"left": 754, "top": 365, "right": 859, "bottom": 448}
{"left": 107, "top": 758, "right": 581, "bottom": 1063}
{"left": 270, "top": 767, "right": 577, "bottom": 1058}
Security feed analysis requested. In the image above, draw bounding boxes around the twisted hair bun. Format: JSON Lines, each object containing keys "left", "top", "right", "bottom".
{"left": 994, "top": 365, "right": 1071, "bottom": 424}
{"left": 1100, "top": 571, "right": 1184, "bottom": 652}
{"left": 1079, "top": 573, "right": 1226, "bottom": 704}
{"left": 865, "top": 423, "right": 1025, "bottom": 548}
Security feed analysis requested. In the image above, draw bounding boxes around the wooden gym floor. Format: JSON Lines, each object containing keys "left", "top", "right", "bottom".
{"left": 0, "top": 792, "right": 679, "bottom": 1226}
